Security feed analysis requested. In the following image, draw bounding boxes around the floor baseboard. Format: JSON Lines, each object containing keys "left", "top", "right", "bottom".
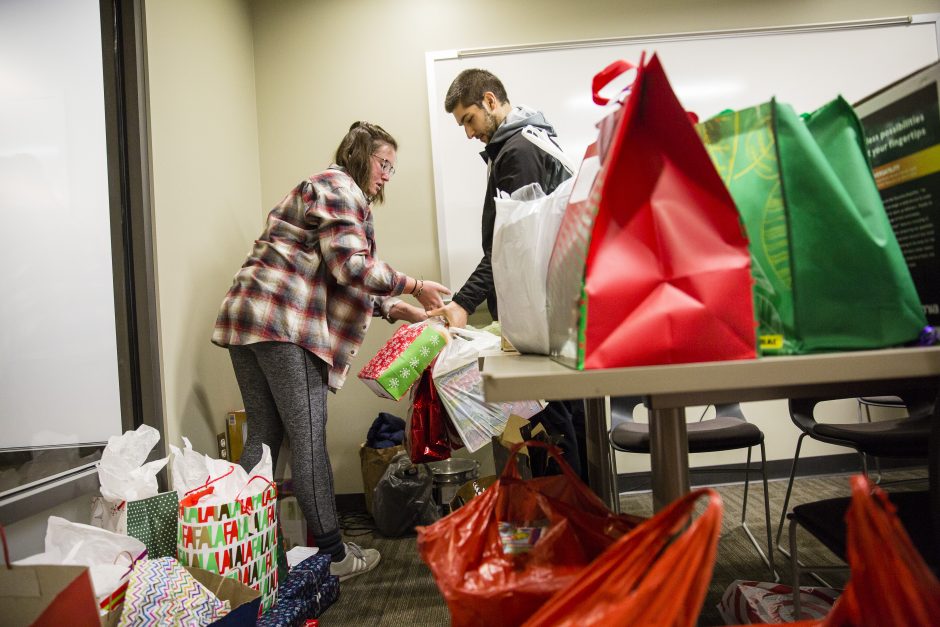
{"left": 336, "top": 453, "right": 925, "bottom": 512}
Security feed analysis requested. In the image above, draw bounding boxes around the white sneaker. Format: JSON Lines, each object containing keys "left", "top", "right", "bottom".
{"left": 329, "top": 542, "right": 381, "bottom": 582}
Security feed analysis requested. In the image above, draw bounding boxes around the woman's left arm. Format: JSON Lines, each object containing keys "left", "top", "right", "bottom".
{"left": 311, "top": 180, "right": 407, "bottom": 296}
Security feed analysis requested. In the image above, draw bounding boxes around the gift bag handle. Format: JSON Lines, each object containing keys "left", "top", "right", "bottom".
{"left": 180, "top": 465, "right": 237, "bottom": 507}
{"left": 234, "top": 474, "right": 277, "bottom": 501}
{"left": 503, "top": 439, "right": 583, "bottom": 485}
{"left": 592, "top": 59, "right": 637, "bottom": 105}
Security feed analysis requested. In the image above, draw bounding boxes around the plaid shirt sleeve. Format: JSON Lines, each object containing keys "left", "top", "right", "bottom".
{"left": 304, "top": 177, "right": 407, "bottom": 296}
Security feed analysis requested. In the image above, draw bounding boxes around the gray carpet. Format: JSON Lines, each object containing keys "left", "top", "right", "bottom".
{"left": 321, "top": 469, "right": 928, "bottom": 626}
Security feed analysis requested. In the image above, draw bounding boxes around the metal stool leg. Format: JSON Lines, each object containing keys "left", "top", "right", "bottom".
{"left": 790, "top": 516, "right": 801, "bottom": 619}
{"left": 776, "top": 432, "right": 807, "bottom": 551}
{"left": 740, "top": 443, "right": 777, "bottom": 579}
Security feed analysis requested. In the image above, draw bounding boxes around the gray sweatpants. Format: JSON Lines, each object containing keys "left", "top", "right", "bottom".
{"left": 228, "top": 342, "right": 340, "bottom": 539}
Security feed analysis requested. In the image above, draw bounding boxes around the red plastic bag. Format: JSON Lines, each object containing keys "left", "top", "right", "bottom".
{"left": 408, "top": 369, "right": 457, "bottom": 463}
{"left": 821, "top": 475, "right": 940, "bottom": 626}
{"left": 522, "top": 487, "right": 722, "bottom": 627}
{"left": 416, "top": 441, "right": 642, "bottom": 627}
{"left": 736, "top": 475, "right": 940, "bottom": 627}
{"left": 547, "top": 54, "right": 756, "bottom": 369}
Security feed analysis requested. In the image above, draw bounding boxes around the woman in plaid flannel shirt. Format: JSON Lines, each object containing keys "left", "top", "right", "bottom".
{"left": 213, "top": 121, "right": 449, "bottom": 581}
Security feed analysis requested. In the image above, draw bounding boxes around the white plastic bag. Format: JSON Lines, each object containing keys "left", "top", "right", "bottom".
{"left": 432, "top": 328, "right": 542, "bottom": 452}
{"left": 492, "top": 177, "right": 574, "bottom": 354}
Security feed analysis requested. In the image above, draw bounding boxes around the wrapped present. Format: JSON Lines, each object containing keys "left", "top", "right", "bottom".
{"left": 290, "top": 553, "right": 339, "bottom": 619}
{"left": 717, "top": 580, "right": 840, "bottom": 624}
{"left": 258, "top": 596, "right": 307, "bottom": 627}
{"left": 259, "top": 554, "right": 339, "bottom": 626}
{"left": 358, "top": 322, "right": 448, "bottom": 400}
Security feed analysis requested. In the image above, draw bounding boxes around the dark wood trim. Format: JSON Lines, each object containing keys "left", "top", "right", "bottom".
{"left": 100, "top": 0, "right": 164, "bottom": 454}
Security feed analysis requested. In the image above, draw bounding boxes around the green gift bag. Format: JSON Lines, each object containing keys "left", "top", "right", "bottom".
{"left": 126, "top": 491, "right": 179, "bottom": 559}
{"left": 696, "top": 96, "right": 926, "bottom": 354}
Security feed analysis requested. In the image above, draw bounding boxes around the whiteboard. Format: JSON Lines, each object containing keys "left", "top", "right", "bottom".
{"left": 0, "top": 0, "right": 122, "bottom": 450}
{"left": 426, "top": 15, "right": 940, "bottom": 292}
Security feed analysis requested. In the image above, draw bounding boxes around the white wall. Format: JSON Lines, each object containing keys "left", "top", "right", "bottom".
{"left": 144, "top": 0, "right": 939, "bottom": 491}
{"left": 144, "top": 0, "right": 263, "bottom": 454}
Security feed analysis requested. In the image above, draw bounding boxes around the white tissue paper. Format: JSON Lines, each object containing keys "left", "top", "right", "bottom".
{"left": 171, "top": 439, "right": 273, "bottom": 505}
{"left": 15, "top": 516, "right": 146, "bottom": 609}
{"left": 96, "top": 424, "right": 169, "bottom": 502}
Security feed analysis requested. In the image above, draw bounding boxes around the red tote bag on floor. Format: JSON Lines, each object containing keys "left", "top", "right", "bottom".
{"left": 416, "top": 441, "right": 642, "bottom": 627}
{"left": 547, "top": 54, "right": 757, "bottom": 369}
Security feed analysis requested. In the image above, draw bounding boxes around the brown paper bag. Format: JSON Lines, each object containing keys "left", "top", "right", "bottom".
{"left": 0, "top": 564, "right": 99, "bottom": 627}
{"left": 360, "top": 443, "right": 405, "bottom": 514}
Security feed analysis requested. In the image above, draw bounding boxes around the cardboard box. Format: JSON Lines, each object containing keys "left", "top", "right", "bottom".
{"left": 226, "top": 410, "right": 247, "bottom": 462}
{"left": 855, "top": 61, "right": 940, "bottom": 325}
{"left": 357, "top": 323, "right": 448, "bottom": 400}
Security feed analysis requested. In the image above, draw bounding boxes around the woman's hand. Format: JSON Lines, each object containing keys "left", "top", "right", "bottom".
{"left": 388, "top": 301, "right": 429, "bottom": 324}
{"left": 412, "top": 279, "right": 451, "bottom": 311}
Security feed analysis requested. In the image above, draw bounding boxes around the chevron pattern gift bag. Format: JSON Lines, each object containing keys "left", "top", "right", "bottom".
{"left": 118, "top": 557, "right": 230, "bottom": 626}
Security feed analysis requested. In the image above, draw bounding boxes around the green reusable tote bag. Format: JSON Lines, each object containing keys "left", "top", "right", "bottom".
{"left": 696, "top": 96, "right": 926, "bottom": 355}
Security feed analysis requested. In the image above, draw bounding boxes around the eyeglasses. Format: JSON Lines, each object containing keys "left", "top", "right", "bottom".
{"left": 371, "top": 154, "right": 396, "bottom": 177}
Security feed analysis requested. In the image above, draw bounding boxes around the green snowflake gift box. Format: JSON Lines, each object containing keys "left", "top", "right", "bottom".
{"left": 358, "top": 322, "right": 448, "bottom": 400}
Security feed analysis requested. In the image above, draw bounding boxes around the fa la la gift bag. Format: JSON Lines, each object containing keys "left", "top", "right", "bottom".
{"left": 695, "top": 95, "right": 926, "bottom": 355}
{"left": 176, "top": 450, "right": 280, "bottom": 613}
{"left": 547, "top": 54, "right": 757, "bottom": 369}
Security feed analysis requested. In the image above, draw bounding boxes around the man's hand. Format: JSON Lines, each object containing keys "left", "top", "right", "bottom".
{"left": 426, "top": 301, "right": 469, "bottom": 328}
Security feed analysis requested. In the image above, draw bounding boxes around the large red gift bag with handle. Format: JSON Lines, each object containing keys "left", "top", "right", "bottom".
{"left": 547, "top": 54, "right": 757, "bottom": 369}
{"left": 416, "top": 441, "right": 642, "bottom": 627}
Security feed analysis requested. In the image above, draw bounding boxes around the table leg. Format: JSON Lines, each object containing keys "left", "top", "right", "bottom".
{"left": 583, "top": 397, "right": 616, "bottom": 510}
{"left": 649, "top": 407, "right": 690, "bottom": 511}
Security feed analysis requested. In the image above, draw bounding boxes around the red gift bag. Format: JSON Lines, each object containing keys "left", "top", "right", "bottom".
{"left": 547, "top": 54, "right": 756, "bottom": 369}
{"left": 416, "top": 441, "right": 642, "bottom": 627}
{"left": 408, "top": 369, "right": 458, "bottom": 463}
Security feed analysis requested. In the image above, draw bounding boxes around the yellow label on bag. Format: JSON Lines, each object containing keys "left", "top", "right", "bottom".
{"left": 759, "top": 334, "right": 784, "bottom": 350}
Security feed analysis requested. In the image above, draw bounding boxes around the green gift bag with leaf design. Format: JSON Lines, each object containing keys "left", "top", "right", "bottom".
{"left": 696, "top": 96, "right": 925, "bottom": 355}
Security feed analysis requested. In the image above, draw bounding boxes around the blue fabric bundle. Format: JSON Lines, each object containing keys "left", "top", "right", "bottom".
{"left": 366, "top": 412, "right": 406, "bottom": 448}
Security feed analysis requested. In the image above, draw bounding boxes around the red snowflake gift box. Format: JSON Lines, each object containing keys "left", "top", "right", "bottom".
{"left": 358, "top": 323, "right": 448, "bottom": 400}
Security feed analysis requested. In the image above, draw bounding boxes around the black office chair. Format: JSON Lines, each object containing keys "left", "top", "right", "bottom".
{"left": 775, "top": 390, "right": 935, "bottom": 553}
{"left": 787, "top": 489, "right": 938, "bottom": 616}
{"left": 608, "top": 396, "right": 776, "bottom": 578}
{"left": 856, "top": 395, "right": 907, "bottom": 483}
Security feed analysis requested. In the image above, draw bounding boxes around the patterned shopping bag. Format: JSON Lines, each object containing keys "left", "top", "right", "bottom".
{"left": 127, "top": 491, "right": 179, "bottom": 559}
{"left": 177, "top": 481, "right": 280, "bottom": 612}
{"left": 118, "top": 557, "right": 230, "bottom": 627}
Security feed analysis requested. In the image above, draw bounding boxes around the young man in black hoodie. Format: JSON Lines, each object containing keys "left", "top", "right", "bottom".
{"left": 428, "top": 68, "right": 587, "bottom": 480}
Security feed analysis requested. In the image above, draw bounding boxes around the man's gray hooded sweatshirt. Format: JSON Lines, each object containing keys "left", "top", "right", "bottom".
{"left": 452, "top": 106, "right": 571, "bottom": 320}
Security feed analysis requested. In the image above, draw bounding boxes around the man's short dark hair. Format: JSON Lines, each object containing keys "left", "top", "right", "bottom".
{"left": 444, "top": 68, "right": 509, "bottom": 113}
